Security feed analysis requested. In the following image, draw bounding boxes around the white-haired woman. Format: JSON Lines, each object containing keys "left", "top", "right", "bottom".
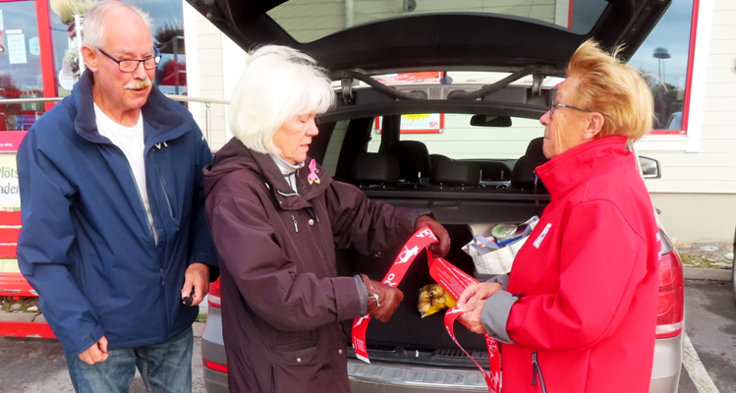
{"left": 203, "top": 45, "right": 450, "bottom": 393}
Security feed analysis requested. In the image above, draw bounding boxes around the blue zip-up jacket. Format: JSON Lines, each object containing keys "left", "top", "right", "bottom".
{"left": 16, "top": 70, "right": 218, "bottom": 355}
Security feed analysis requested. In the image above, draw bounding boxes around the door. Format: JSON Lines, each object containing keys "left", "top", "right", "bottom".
{"left": 0, "top": 0, "right": 54, "bottom": 131}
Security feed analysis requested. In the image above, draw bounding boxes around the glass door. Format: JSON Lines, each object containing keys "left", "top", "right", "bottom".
{"left": 0, "top": 0, "right": 54, "bottom": 131}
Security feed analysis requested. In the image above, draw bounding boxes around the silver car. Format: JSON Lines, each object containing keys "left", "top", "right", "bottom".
{"left": 189, "top": 0, "right": 684, "bottom": 391}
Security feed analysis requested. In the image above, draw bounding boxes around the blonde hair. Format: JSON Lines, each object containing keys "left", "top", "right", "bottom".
{"left": 230, "top": 45, "right": 335, "bottom": 154}
{"left": 566, "top": 39, "right": 653, "bottom": 141}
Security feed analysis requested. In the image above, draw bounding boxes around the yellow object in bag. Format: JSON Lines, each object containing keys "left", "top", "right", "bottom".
{"left": 418, "top": 283, "right": 457, "bottom": 318}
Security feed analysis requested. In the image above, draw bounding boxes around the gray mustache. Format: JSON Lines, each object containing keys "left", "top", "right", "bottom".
{"left": 124, "top": 79, "right": 152, "bottom": 90}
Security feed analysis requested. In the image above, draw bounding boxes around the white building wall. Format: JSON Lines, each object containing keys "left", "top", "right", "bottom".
{"left": 183, "top": 2, "right": 231, "bottom": 150}
{"left": 639, "top": 0, "right": 736, "bottom": 242}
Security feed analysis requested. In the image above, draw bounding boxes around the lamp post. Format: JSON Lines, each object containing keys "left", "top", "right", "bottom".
{"left": 653, "top": 47, "right": 670, "bottom": 83}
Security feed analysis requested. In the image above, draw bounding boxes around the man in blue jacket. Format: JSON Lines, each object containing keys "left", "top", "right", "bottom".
{"left": 16, "top": 2, "right": 217, "bottom": 392}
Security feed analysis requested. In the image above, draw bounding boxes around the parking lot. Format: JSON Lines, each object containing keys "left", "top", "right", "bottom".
{"left": 0, "top": 275, "right": 733, "bottom": 393}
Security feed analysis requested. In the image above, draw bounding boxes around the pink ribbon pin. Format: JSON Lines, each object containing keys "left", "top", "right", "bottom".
{"left": 307, "top": 159, "right": 320, "bottom": 184}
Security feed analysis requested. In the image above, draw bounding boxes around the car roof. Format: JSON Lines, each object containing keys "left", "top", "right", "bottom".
{"left": 186, "top": 0, "right": 671, "bottom": 77}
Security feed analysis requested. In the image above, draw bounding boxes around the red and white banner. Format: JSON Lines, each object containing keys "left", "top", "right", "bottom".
{"left": 351, "top": 227, "right": 501, "bottom": 393}
{"left": 351, "top": 227, "right": 438, "bottom": 363}
{"left": 430, "top": 255, "right": 501, "bottom": 392}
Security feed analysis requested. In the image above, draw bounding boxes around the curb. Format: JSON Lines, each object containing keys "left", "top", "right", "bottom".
{"left": 683, "top": 267, "right": 731, "bottom": 281}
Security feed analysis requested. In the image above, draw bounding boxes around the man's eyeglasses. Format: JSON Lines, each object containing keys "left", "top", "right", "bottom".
{"left": 97, "top": 47, "right": 161, "bottom": 73}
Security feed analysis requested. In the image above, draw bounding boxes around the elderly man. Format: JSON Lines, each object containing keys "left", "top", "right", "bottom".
{"left": 16, "top": 2, "right": 216, "bottom": 392}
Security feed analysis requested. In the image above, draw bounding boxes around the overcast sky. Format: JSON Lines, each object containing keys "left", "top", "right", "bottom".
{"left": 629, "top": 0, "right": 694, "bottom": 90}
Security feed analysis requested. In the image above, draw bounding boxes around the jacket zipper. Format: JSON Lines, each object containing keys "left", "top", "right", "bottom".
{"left": 151, "top": 144, "right": 172, "bottom": 336}
{"left": 291, "top": 214, "right": 298, "bottom": 233}
{"left": 531, "top": 352, "right": 548, "bottom": 393}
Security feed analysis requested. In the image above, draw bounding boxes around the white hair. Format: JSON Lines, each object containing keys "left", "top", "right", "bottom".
{"left": 82, "top": 1, "right": 152, "bottom": 48}
{"left": 230, "top": 45, "right": 335, "bottom": 154}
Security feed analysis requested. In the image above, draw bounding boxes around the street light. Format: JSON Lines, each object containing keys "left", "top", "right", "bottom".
{"left": 653, "top": 47, "right": 670, "bottom": 83}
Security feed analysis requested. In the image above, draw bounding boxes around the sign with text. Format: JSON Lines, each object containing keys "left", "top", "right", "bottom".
{"left": 0, "top": 132, "right": 26, "bottom": 211}
{"left": 375, "top": 113, "right": 445, "bottom": 134}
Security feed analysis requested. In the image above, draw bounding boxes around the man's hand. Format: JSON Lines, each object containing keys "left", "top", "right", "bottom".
{"left": 78, "top": 336, "right": 109, "bottom": 365}
{"left": 415, "top": 215, "right": 451, "bottom": 257}
{"left": 182, "top": 262, "right": 210, "bottom": 306}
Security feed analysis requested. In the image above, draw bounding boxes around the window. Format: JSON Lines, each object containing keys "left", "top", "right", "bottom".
{"left": 628, "top": 0, "right": 696, "bottom": 134}
{"left": 0, "top": 0, "right": 46, "bottom": 131}
{"left": 47, "top": 0, "right": 187, "bottom": 96}
{"left": 124, "top": 0, "right": 188, "bottom": 95}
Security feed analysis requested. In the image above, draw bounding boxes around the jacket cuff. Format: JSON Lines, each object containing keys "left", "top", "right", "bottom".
{"left": 334, "top": 276, "right": 364, "bottom": 320}
{"left": 480, "top": 289, "right": 518, "bottom": 344}
{"left": 410, "top": 210, "right": 434, "bottom": 230}
{"left": 353, "top": 275, "right": 368, "bottom": 315}
{"left": 71, "top": 326, "right": 106, "bottom": 356}
{"left": 486, "top": 274, "right": 510, "bottom": 289}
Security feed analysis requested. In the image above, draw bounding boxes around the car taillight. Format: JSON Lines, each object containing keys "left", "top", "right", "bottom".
{"left": 208, "top": 278, "right": 221, "bottom": 309}
{"left": 203, "top": 359, "right": 228, "bottom": 374}
{"left": 656, "top": 250, "right": 684, "bottom": 339}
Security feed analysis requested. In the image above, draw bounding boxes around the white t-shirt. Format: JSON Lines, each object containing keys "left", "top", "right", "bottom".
{"left": 94, "top": 104, "right": 157, "bottom": 242}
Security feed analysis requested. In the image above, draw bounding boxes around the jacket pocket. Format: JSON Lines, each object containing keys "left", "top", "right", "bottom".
{"left": 156, "top": 163, "right": 180, "bottom": 229}
{"left": 531, "top": 351, "right": 548, "bottom": 393}
{"left": 271, "top": 333, "right": 320, "bottom": 366}
{"left": 270, "top": 337, "right": 323, "bottom": 392}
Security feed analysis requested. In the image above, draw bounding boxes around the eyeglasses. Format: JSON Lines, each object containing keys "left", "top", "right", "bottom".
{"left": 97, "top": 47, "right": 161, "bottom": 73}
{"left": 549, "top": 101, "right": 594, "bottom": 115}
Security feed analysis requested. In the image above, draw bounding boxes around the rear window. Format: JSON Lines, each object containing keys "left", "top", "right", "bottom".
{"left": 267, "top": 0, "right": 608, "bottom": 43}
{"left": 367, "top": 114, "right": 543, "bottom": 160}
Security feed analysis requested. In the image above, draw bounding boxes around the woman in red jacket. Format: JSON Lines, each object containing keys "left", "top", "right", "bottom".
{"left": 458, "top": 39, "right": 660, "bottom": 393}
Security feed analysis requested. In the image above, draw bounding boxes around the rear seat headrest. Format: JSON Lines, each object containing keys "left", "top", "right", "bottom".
{"left": 511, "top": 137, "right": 548, "bottom": 191}
{"left": 388, "top": 141, "right": 431, "bottom": 181}
{"left": 431, "top": 160, "right": 480, "bottom": 187}
{"left": 477, "top": 161, "right": 511, "bottom": 181}
{"left": 352, "top": 152, "right": 399, "bottom": 186}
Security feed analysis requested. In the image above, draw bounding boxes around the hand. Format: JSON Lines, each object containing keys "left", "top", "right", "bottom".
{"left": 182, "top": 262, "right": 210, "bottom": 307}
{"left": 457, "top": 301, "right": 486, "bottom": 334}
{"left": 78, "top": 336, "right": 109, "bottom": 365}
{"left": 415, "top": 215, "right": 450, "bottom": 257}
{"left": 457, "top": 282, "right": 502, "bottom": 309}
{"left": 360, "top": 274, "right": 404, "bottom": 322}
{"left": 456, "top": 282, "right": 502, "bottom": 335}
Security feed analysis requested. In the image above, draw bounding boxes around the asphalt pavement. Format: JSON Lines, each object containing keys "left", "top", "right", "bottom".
{"left": 0, "top": 266, "right": 732, "bottom": 393}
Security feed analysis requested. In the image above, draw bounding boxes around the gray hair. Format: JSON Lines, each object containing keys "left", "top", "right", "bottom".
{"left": 82, "top": 1, "right": 152, "bottom": 47}
{"left": 230, "top": 45, "right": 335, "bottom": 155}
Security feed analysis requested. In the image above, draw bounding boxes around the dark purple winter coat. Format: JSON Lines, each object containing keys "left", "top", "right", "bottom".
{"left": 204, "top": 138, "right": 421, "bottom": 393}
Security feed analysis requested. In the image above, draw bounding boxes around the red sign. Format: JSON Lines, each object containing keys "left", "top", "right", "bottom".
{"left": 0, "top": 131, "right": 28, "bottom": 152}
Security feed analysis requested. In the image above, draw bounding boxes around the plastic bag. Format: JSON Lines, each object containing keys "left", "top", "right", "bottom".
{"left": 462, "top": 216, "right": 539, "bottom": 275}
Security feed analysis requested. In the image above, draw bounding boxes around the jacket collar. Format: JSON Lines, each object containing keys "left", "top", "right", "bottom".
{"left": 72, "top": 69, "right": 190, "bottom": 146}
{"left": 206, "top": 138, "right": 331, "bottom": 211}
{"left": 248, "top": 148, "right": 331, "bottom": 209}
{"left": 535, "top": 136, "right": 633, "bottom": 199}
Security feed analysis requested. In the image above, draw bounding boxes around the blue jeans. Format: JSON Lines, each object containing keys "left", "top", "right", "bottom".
{"left": 65, "top": 327, "right": 193, "bottom": 393}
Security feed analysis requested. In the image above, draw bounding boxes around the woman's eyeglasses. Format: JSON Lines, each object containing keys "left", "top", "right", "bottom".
{"left": 549, "top": 101, "right": 594, "bottom": 115}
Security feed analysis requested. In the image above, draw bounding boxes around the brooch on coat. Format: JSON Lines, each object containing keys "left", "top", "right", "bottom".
{"left": 307, "top": 159, "right": 320, "bottom": 184}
